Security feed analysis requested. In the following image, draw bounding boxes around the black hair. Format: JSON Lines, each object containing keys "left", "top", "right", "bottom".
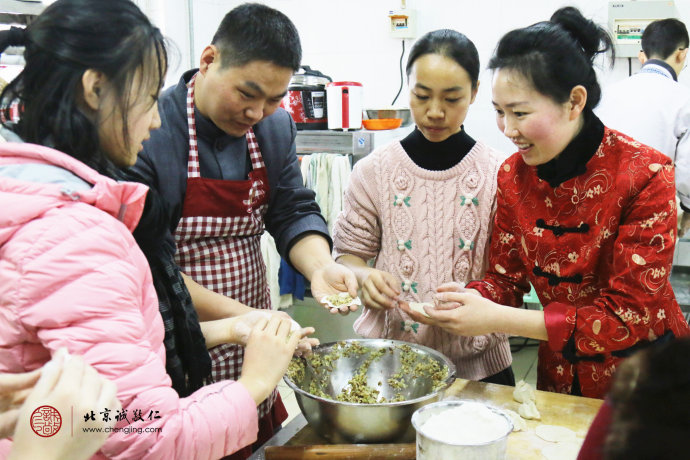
{"left": 642, "top": 18, "right": 689, "bottom": 60}
{"left": 604, "top": 337, "right": 690, "bottom": 460}
{"left": 212, "top": 3, "right": 301, "bottom": 71}
{"left": 406, "top": 29, "right": 480, "bottom": 89}
{"left": 0, "top": 0, "right": 167, "bottom": 174}
{"left": 488, "top": 6, "right": 614, "bottom": 110}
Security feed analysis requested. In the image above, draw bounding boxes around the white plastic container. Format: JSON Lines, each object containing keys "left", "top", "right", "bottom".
{"left": 326, "top": 81, "right": 363, "bottom": 130}
{"left": 411, "top": 400, "right": 513, "bottom": 460}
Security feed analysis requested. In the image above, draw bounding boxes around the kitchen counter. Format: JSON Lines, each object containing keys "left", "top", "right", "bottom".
{"left": 249, "top": 378, "right": 603, "bottom": 459}
{"left": 671, "top": 266, "right": 690, "bottom": 310}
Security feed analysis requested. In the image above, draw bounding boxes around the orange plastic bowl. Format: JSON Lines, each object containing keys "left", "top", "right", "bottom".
{"left": 362, "top": 118, "right": 403, "bottom": 130}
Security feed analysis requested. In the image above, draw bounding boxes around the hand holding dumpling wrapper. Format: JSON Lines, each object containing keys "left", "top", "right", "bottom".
{"left": 399, "top": 282, "right": 470, "bottom": 319}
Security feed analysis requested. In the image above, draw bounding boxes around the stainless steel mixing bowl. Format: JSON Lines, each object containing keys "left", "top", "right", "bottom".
{"left": 364, "top": 108, "right": 412, "bottom": 127}
{"left": 283, "top": 339, "right": 456, "bottom": 443}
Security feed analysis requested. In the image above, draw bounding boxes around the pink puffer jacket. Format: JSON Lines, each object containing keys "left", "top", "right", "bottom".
{"left": 0, "top": 143, "right": 258, "bottom": 459}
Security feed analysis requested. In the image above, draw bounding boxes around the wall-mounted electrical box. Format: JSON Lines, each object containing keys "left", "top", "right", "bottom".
{"left": 388, "top": 9, "right": 416, "bottom": 39}
{"left": 608, "top": 1, "right": 678, "bottom": 58}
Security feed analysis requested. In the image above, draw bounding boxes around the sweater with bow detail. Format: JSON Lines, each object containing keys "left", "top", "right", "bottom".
{"left": 333, "top": 139, "right": 512, "bottom": 380}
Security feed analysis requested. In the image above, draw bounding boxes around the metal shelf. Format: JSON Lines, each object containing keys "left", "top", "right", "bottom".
{"left": 0, "top": 0, "right": 44, "bottom": 25}
{"left": 295, "top": 126, "right": 414, "bottom": 163}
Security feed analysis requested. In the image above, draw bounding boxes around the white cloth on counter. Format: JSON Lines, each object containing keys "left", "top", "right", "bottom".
{"left": 300, "top": 152, "right": 352, "bottom": 232}
{"left": 312, "top": 154, "right": 331, "bottom": 223}
{"left": 260, "top": 232, "right": 281, "bottom": 310}
{"left": 300, "top": 154, "right": 311, "bottom": 188}
{"left": 328, "top": 155, "right": 352, "bottom": 234}
{"left": 279, "top": 294, "right": 294, "bottom": 310}
{"left": 278, "top": 152, "right": 351, "bottom": 310}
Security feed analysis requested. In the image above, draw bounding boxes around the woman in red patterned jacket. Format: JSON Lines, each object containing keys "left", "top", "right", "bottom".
{"left": 401, "top": 6, "right": 690, "bottom": 399}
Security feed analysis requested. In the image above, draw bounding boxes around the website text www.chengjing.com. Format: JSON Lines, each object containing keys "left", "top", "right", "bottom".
{"left": 82, "top": 426, "right": 163, "bottom": 434}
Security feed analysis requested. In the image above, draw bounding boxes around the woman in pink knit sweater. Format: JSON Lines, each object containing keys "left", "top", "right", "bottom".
{"left": 332, "top": 30, "right": 514, "bottom": 384}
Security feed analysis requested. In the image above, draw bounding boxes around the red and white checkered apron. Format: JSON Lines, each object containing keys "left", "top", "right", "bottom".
{"left": 174, "top": 73, "right": 276, "bottom": 418}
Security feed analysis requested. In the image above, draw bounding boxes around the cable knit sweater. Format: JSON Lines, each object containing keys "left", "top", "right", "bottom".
{"left": 333, "top": 140, "right": 512, "bottom": 380}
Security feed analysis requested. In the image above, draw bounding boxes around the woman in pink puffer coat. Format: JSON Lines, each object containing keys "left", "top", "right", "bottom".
{"left": 0, "top": 1, "right": 301, "bottom": 459}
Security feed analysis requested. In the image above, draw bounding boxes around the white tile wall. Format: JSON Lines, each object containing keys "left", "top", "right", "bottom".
{"left": 156, "top": 0, "right": 690, "bottom": 154}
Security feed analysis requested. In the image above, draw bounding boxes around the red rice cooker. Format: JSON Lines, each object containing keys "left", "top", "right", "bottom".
{"left": 280, "top": 65, "right": 332, "bottom": 130}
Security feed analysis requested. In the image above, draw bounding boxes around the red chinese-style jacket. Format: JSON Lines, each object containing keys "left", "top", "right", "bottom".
{"left": 468, "top": 127, "right": 690, "bottom": 398}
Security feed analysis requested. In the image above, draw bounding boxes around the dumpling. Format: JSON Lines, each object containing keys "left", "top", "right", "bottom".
{"left": 502, "top": 408, "right": 527, "bottom": 432}
{"left": 513, "top": 379, "right": 536, "bottom": 403}
{"left": 518, "top": 399, "right": 541, "bottom": 420}
{"left": 409, "top": 302, "right": 434, "bottom": 317}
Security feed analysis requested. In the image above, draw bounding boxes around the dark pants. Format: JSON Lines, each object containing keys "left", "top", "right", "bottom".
{"left": 480, "top": 366, "right": 516, "bottom": 386}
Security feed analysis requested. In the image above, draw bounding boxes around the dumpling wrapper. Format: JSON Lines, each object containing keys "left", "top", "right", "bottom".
{"left": 502, "top": 408, "right": 527, "bottom": 432}
{"left": 408, "top": 302, "right": 434, "bottom": 317}
{"left": 513, "top": 379, "right": 536, "bottom": 403}
{"left": 254, "top": 310, "right": 301, "bottom": 332}
{"left": 541, "top": 440, "right": 583, "bottom": 460}
{"left": 517, "top": 399, "right": 541, "bottom": 420}
{"left": 321, "top": 292, "right": 362, "bottom": 310}
{"left": 535, "top": 425, "right": 577, "bottom": 443}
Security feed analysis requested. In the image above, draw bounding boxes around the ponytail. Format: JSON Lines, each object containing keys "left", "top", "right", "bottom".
{"left": 550, "top": 7, "right": 614, "bottom": 65}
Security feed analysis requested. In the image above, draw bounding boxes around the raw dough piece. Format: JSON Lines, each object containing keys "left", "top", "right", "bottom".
{"left": 513, "top": 379, "right": 536, "bottom": 403}
{"left": 517, "top": 399, "right": 541, "bottom": 420}
{"left": 535, "top": 425, "right": 576, "bottom": 443}
{"left": 541, "top": 440, "right": 582, "bottom": 460}
{"left": 409, "top": 302, "right": 434, "bottom": 317}
{"left": 502, "top": 408, "right": 527, "bottom": 432}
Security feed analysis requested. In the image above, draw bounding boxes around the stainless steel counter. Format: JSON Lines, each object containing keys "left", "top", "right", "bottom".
{"left": 671, "top": 237, "right": 690, "bottom": 313}
{"left": 670, "top": 266, "right": 690, "bottom": 321}
{"left": 295, "top": 126, "right": 414, "bottom": 163}
{"left": 248, "top": 415, "right": 308, "bottom": 460}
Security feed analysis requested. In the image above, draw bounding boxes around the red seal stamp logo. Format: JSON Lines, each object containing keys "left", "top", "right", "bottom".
{"left": 30, "top": 405, "right": 62, "bottom": 437}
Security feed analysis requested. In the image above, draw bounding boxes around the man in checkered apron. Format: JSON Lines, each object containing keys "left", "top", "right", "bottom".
{"left": 130, "top": 3, "right": 358, "bottom": 458}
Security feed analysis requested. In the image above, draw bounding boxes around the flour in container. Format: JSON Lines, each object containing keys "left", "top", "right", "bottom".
{"left": 419, "top": 401, "right": 511, "bottom": 444}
